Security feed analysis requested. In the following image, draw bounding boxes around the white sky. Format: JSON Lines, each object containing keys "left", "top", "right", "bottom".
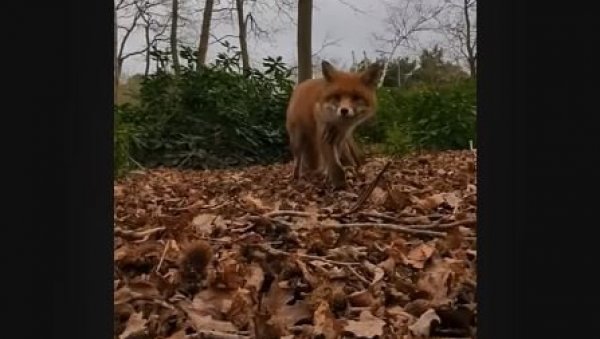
{"left": 119, "top": 0, "right": 459, "bottom": 77}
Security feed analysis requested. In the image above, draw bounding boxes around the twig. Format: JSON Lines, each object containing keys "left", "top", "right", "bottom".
{"left": 408, "top": 219, "right": 476, "bottom": 230}
{"left": 187, "top": 330, "right": 250, "bottom": 339}
{"left": 346, "top": 265, "right": 371, "bottom": 285}
{"left": 114, "top": 226, "right": 166, "bottom": 239}
{"left": 338, "top": 161, "right": 392, "bottom": 217}
{"left": 264, "top": 210, "right": 314, "bottom": 219}
{"left": 320, "top": 223, "right": 446, "bottom": 237}
{"left": 246, "top": 215, "right": 294, "bottom": 228}
{"left": 255, "top": 244, "right": 360, "bottom": 266}
{"left": 359, "top": 211, "right": 444, "bottom": 224}
{"left": 155, "top": 240, "right": 170, "bottom": 273}
{"left": 118, "top": 294, "right": 175, "bottom": 311}
{"left": 170, "top": 201, "right": 226, "bottom": 211}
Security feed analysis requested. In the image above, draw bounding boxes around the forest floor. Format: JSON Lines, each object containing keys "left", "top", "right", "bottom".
{"left": 114, "top": 150, "right": 477, "bottom": 339}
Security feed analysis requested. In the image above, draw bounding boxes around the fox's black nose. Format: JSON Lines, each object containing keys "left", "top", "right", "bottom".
{"left": 340, "top": 108, "right": 349, "bottom": 116}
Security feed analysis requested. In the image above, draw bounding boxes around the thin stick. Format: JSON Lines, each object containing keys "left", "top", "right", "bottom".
{"left": 155, "top": 240, "right": 170, "bottom": 273}
{"left": 339, "top": 160, "right": 392, "bottom": 217}
{"left": 359, "top": 211, "right": 444, "bottom": 224}
{"left": 255, "top": 244, "right": 360, "bottom": 266}
{"left": 320, "top": 223, "right": 446, "bottom": 237}
{"left": 346, "top": 265, "right": 371, "bottom": 285}
{"left": 170, "top": 201, "right": 226, "bottom": 211}
{"left": 187, "top": 330, "right": 250, "bottom": 339}
{"left": 114, "top": 226, "right": 165, "bottom": 239}
{"left": 264, "top": 210, "right": 314, "bottom": 219}
{"left": 409, "top": 219, "right": 476, "bottom": 230}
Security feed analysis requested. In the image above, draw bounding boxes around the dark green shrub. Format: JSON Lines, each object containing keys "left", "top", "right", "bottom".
{"left": 114, "top": 105, "right": 134, "bottom": 177}
{"left": 118, "top": 52, "right": 294, "bottom": 169}
{"left": 359, "top": 79, "right": 476, "bottom": 152}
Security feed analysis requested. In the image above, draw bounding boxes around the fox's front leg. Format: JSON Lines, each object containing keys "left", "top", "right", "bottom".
{"left": 321, "top": 140, "right": 346, "bottom": 189}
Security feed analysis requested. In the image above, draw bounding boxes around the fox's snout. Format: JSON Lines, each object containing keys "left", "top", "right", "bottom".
{"left": 338, "top": 106, "right": 354, "bottom": 118}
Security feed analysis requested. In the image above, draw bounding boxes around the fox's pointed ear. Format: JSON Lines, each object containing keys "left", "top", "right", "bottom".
{"left": 361, "top": 62, "right": 384, "bottom": 88}
{"left": 321, "top": 60, "right": 337, "bottom": 82}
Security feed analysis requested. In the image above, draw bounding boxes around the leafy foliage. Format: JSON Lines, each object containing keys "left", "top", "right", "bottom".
{"left": 117, "top": 50, "right": 294, "bottom": 170}
{"left": 358, "top": 47, "right": 476, "bottom": 153}
{"left": 114, "top": 106, "right": 134, "bottom": 177}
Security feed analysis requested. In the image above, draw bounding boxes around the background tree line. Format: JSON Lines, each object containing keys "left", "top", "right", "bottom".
{"left": 114, "top": 0, "right": 477, "bottom": 176}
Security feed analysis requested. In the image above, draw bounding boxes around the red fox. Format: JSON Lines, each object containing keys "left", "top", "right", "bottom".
{"left": 286, "top": 60, "right": 383, "bottom": 188}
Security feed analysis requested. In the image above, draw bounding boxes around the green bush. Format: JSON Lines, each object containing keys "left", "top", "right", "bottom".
{"left": 114, "top": 106, "right": 133, "bottom": 177}
{"left": 359, "top": 79, "right": 476, "bottom": 152}
{"left": 118, "top": 52, "right": 294, "bottom": 169}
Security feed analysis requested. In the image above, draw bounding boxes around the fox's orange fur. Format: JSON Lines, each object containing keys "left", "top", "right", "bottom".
{"left": 286, "top": 61, "right": 383, "bottom": 188}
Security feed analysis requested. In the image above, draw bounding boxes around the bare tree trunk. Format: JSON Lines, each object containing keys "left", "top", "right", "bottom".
{"left": 235, "top": 0, "right": 250, "bottom": 73}
{"left": 144, "top": 24, "right": 151, "bottom": 76}
{"left": 197, "top": 0, "right": 214, "bottom": 66}
{"left": 297, "top": 0, "right": 313, "bottom": 83}
{"left": 113, "top": 8, "right": 119, "bottom": 104}
{"left": 171, "top": 0, "right": 181, "bottom": 75}
{"left": 463, "top": 0, "right": 476, "bottom": 77}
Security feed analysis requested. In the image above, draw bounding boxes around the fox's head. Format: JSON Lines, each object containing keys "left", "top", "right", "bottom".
{"left": 318, "top": 60, "right": 384, "bottom": 124}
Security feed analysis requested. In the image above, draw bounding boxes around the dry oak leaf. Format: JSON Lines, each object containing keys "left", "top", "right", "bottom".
{"left": 192, "top": 213, "right": 217, "bottom": 234}
{"left": 385, "top": 306, "right": 415, "bottom": 329}
{"left": 369, "top": 187, "right": 388, "bottom": 205}
{"left": 243, "top": 263, "right": 265, "bottom": 293}
{"left": 119, "top": 312, "right": 148, "bottom": 339}
{"left": 313, "top": 301, "right": 342, "bottom": 339}
{"left": 343, "top": 310, "right": 386, "bottom": 338}
{"left": 378, "top": 257, "right": 396, "bottom": 277}
{"left": 416, "top": 258, "right": 455, "bottom": 306}
{"left": 405, "top": 243, "right": 436, "bottom": 269}
{"left": 384, "top": 187, "right": 411, "bottom": 211}
{"left": 217, "top": 258, "right": 246, "bottom": 289}
{"left": 241, "top": 193, "right": 270, "bottom": 211}
{"left": 348, "top": 290, "right": 376, "bottom": 307}
{"left": 269, "top": 301, "right": 313, "bottom": 330}
{"left": 262, "top": 278, "right": 312, "bottom": 329}
{"left": 164, "top": 330, "right": 187, "bottom": 339}
{"left": 415, "top": 194, "right": 445, "bottom": 210}
{"left": 442, "top": 192, "right": 462, "bottom": 209}
{"left": 228, "top": 288, "right": 254, "bottom": 329}
{"left": 181, "top": 303, "right": 238, "bottom": 333}
{"left": 408, "top": 308, "right": 441, "bottom": 337}
{"left": 189, "top": 288, "right": 234, "bottom": 318}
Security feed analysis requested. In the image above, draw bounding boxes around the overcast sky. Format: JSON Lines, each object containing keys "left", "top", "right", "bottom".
{"left": 120, "top": 0, "right": 444, "bottom": 77}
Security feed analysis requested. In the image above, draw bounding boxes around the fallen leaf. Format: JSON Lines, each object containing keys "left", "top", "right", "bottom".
{"left": 348, "top": 290, "right": 375, "bottom": 307}
{"left": 405, "top": 243, "right": 436, "bottom": 269}
{"left": 313, "top": 301, "right": 340, "bottom": 339}
{"left": 270, "top": 301, "right": 313, "bottom": 329}
{"left": 164, "top": 330, "right": 187, "bottom": 339}
{"left": 188, "top": 314, "right": 238, "bottom": 333}
{"left": 228, "top": 288, "right": 253, "bottom": 329}
{"left": 416, "top": 258, "right": 455, "bottom": 306}
{"left": 242, "top": 193, "right": 270, "bottom": 211}
{"left": 189, "top": 288, "right": 234, "bottom": 318}
{"left": 119, "top": 312, "right": 147, "bottom": 339}
{"left": 385, "top": 187, "right": 410, "bottom": 211}
{"left": 370, "top": 266, "right": 385, "bottom": 285}
{"left": 295, "top": 259, "right": 320, "bottom": 288}
{"left": 243, "top": 263, "right": 265, "bottom": 293}
{"left": 408, "top": 308, "right": 440, "bottom": 337}
{"left": 369, "top": 187, "right": 388, "bottom": 205}
{"left": 442, "top": 192, "right": 462, "bottom": 209}
{"left": 416, "top": 194, "right": 445, "bottom": 210}
{"left": 378, "top": 257, "right": 396, "bottom": 276}
{"left": 192, "top": 213, "right": 217, "bottom": 234}
{"left": 343, "top": 310, "right": 386, "bottom": 338}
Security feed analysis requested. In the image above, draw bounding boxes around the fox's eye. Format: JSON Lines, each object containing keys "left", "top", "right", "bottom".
{"left": 330, "top": 94, "right": 340, "bottom": 102}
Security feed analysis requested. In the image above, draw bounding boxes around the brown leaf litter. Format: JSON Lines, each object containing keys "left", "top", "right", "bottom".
{"left": 114, "top": 150, "right": 477, "bottom": 338}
